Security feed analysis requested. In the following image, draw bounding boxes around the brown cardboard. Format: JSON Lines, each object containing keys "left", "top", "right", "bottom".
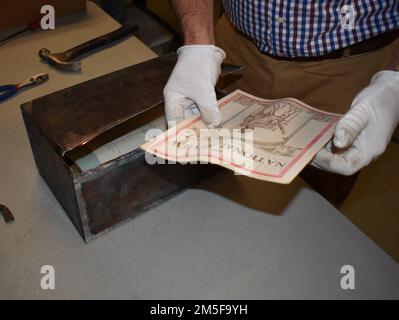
{"left": 0, "top": 0, "right": 86, "bottom": 32}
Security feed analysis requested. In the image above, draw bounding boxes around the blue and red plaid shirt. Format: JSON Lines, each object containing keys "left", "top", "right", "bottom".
{"left": 222, "top": 0, "right": 399, "bottom": 57}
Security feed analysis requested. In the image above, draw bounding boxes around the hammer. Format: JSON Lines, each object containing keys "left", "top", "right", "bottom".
{"left": 39, "top": 23, "right": 139, "bottom": 72}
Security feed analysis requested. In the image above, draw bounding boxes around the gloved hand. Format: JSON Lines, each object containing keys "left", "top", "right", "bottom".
{"left": 164, "top": 45, "right": 226, "bottom": 127}
{"left": 312, "top": 70, "right": 399, "bottom": 176}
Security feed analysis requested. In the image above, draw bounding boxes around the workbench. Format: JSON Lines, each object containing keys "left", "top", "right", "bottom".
{"left": 0, "top": 2, "right": 398, "bottom": 299}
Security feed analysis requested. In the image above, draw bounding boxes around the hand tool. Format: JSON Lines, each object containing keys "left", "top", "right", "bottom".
{"left": 39, "top": 23, "right": 139, "bottom": 72}
{"left": 0, "top": 204, "right": 14, "bottom": 224}
{"left": 0, "top": 16, "right": 43, "bottom": 46}
{"left": 0, "top": 73, "right": 49, "bottom": 102}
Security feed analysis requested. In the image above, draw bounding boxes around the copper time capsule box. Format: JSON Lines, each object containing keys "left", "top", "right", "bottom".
{"left": 20, "top": 54, "right": 235, "bottom": 242}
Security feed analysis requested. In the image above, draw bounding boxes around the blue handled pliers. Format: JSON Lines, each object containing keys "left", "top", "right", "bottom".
{"left": 0, "top": 73, "right": 49, "bottom": 102}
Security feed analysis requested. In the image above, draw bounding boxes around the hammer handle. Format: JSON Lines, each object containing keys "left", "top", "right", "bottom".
{"left": 63, "top": 23, "right": 139, "bottom": 61}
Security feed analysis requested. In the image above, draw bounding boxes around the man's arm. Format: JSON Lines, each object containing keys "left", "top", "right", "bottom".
{"left": 163, "top": 0, "right": 225, "bottom": 126}
{"left": 171, "top": 0, "right": 215, "bottom": 45}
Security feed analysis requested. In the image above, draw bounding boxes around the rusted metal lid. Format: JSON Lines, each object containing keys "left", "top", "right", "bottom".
{"left": 21, "top": 54, "right": 177, "bottom": 157}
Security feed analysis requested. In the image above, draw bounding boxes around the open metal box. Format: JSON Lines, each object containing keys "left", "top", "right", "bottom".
{"left": 21, "top": 54, "right": 237, "bottom": 242}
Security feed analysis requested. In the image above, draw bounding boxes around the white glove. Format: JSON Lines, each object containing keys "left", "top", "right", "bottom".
{"left": 164, "top": 45, "right": 226, "bottom": 127}
{"left": 312, "top": 70, "right": 399, "bottom": 176}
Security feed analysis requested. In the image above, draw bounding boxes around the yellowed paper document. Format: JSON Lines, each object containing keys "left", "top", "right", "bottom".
{"left": 141, "top": 90, "right": 341, "bottom": 184}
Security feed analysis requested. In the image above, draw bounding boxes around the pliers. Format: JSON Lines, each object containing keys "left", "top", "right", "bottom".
{"left": 0, "top": 73, "right": 49, "bottom": 102}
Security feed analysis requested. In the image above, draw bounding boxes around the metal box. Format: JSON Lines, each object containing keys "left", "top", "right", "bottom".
{"left": 20, "top": 55, "right": 227, "bottom": 242}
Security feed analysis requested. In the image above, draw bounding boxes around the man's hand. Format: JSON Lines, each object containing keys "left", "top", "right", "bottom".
{"left": 164, "top": 45, "right": 226, "bottom": 127}
{"left": 165, "top": 0, "right": 219, "bottom": 127}
{"left": 312, "top": 71, "right": 399, "bottom": 175}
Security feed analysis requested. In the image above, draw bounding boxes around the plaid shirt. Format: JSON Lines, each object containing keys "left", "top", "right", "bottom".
{"left": 222, "top": 0, "right": 399, "bottom": 57}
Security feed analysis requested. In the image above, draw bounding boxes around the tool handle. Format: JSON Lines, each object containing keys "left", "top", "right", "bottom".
{"left": 0, "top": 204, "right": 15, "bottom": 224}
{"left": 28, "top": 16, "right": 44, "bottom": 30}
{"left": 63, "top": 23, "right": 139, "bottom": 61}
{"left": 0, "top": 85, "right": 18, "bottom": 102}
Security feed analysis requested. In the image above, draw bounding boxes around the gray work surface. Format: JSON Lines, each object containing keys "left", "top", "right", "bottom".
{"left": 0, "top": 2, "right": 398, "bottom": 299}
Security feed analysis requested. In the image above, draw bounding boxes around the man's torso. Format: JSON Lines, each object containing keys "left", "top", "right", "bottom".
{"left": 223, "top": 0, "right": 399, "bottom": 57}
